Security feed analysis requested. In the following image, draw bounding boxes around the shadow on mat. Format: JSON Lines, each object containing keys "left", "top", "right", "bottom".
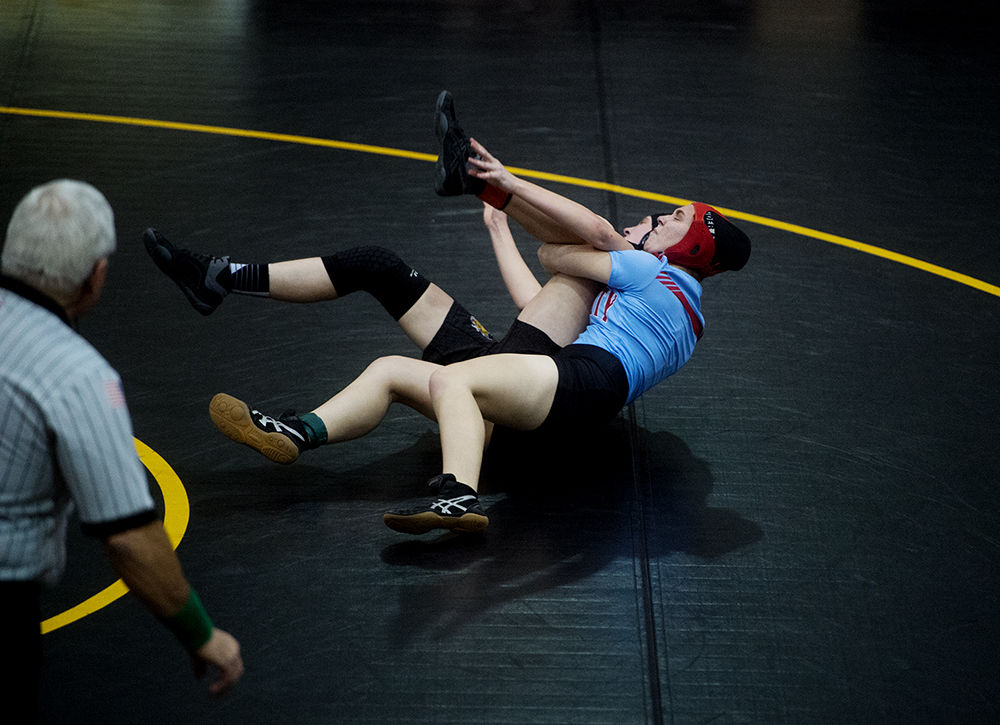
{"left": 378, "top": 418, "right": 762, "bottom": 644}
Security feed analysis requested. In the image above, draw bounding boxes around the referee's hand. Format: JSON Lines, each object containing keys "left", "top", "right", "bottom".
{"left": 192, "top": 628, "right": 244, "bottom": 696}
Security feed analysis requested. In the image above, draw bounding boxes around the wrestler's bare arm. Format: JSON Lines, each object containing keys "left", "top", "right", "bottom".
{"left": 467, "top": 138, "right": 632, "bottom": 252}
{"left": 482, "top": 202, "right": 598, "bottom": 347}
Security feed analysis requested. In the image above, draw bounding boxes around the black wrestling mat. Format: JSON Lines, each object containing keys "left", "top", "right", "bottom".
{"left": 2, "top": 1, "right": 997, "bottom": 723}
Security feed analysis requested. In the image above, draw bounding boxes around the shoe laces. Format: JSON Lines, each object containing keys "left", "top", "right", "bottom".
{"left": 251, "top": 408, "right": 305, "bottom": 441}
{"left": 426, "top": 473, "right": 457, "bottom": 492}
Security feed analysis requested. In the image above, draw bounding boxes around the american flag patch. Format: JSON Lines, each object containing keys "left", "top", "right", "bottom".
{"left": 104, "top": 379, "right": 126, "bottom": 408}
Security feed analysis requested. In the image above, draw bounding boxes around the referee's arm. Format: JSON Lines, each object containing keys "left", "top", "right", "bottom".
{"left": 53, "top": 361, "right": 244, "bottom": 695}
{"left": 101, "top": 520, "right": 244, "bottom": 696}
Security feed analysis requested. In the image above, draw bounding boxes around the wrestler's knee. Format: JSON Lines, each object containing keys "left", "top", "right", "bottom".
{"left": 321, "top": 246, "right": 430, "bottom": 319}
{"left": 428, "top": 364, "right": 469, "bottom": 403}
{"left": 363, "top": 354, "right": 416, "bottom": 381}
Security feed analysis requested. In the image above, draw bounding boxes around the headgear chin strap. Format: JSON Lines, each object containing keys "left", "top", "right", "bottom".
{"left": 630, "top": 212, "right": 671, "bottom": 252}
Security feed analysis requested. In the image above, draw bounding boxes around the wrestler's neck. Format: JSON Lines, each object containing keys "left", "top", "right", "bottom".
{"left": 671, "top": 263, "right": 704, "bottom": 282}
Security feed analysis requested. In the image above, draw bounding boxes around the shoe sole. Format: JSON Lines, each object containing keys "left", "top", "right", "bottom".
{"left": 434, "top": 89, "right": 454, "bottom": 142}
{"left": 209, "top": 393, "right": 299, "bottom": 465}
{"left": 433, "top": 159, "right": 447, "bottom": 195}
{"left": 433, "top": 90, "right": 455, "bottom": 195}
{"left": 383, "top": 511, "right": 489, "bottom": 535}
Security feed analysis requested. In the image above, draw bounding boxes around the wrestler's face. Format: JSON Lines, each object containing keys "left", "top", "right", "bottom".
{"left": 622, "top": 204, "right": 696, "bottom": 255}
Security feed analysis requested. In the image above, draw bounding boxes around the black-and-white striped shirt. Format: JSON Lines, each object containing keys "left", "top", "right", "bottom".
{"left": 1, "top": 275, "right": 155, "bottom": 585}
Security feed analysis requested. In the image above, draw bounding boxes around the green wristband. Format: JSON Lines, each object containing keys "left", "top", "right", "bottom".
{"left": 163, "top": 588, "right": 214, "bottom": 652}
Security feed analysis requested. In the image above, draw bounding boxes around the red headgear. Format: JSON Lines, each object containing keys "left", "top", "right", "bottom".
{"left": 632, "top": 204, "right": 750, "bottom": 277}
{"left": 663, "top": 202, "right": 720, "bottom": 275}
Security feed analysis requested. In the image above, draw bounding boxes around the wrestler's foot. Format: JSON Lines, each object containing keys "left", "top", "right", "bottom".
{"left": 433, "top": 90, "right": 485, "bottom": 197}
{"left": 143, "top": 228, "right": 230, "bottom": 315}
{"left": 383, "top": 473, "right": 489, "bottom": 535}
{"left": 209, "top": 393, "right": 307, "bottom": 464}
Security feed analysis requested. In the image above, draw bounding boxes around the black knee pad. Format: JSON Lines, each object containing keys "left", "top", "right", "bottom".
{"left": 321, "top": 246, "right": 431, "bottom": 320}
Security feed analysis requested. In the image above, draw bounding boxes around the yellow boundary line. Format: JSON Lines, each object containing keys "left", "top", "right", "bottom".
{"left": 40, "top": 438, "right": 189, "bottom": 634}
{"left": 2, "top": 104, "right": 996, "bottom": 300}
{"left": 10, "top": 102, "right": 992, "bottom": 632}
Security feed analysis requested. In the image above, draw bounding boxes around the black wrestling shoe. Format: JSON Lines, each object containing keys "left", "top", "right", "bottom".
{"left": 433, "top": 90, "right": 485, "bottom": 197}
{"left": 383, "top": 473, "right": 489, "bottom": 534}
{"left": 208, "top": 393, "right": 308, "bottom": 464}
{"left": 143, "top": 228, "right": 230, "bottom": 315}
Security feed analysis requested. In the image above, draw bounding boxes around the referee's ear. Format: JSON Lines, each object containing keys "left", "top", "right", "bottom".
{"left": 72, "top": 258, "right": 109, "bottom": 319}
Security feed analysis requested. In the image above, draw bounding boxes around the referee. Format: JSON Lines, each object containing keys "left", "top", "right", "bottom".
{"left": 0, "top": 180, "right": 243, "bottom": 721}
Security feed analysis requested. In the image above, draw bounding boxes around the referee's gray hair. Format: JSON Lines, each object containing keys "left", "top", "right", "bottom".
{"left": 2, "top": 179, "right": 117, "bottom": 294}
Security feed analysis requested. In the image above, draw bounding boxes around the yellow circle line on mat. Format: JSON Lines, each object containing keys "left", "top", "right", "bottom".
{"left": 2, "top": 105, "right": 996, "bottom": 299}
{"left": 40, "top": 438, "right": 189, "bottom": 635}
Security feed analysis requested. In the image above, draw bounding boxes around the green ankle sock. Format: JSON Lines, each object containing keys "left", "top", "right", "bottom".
{"left": 299, "top": 412, "right": 327, "bottom": 448}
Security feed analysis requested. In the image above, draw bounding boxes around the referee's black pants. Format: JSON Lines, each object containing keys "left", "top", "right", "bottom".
{"left": 0, "top": 581, "right": 42, "bottom": 724}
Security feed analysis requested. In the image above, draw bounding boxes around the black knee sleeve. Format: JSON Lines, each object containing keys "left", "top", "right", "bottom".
{"left": 321, "top": 246, "right": 431, "bottom": 320}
